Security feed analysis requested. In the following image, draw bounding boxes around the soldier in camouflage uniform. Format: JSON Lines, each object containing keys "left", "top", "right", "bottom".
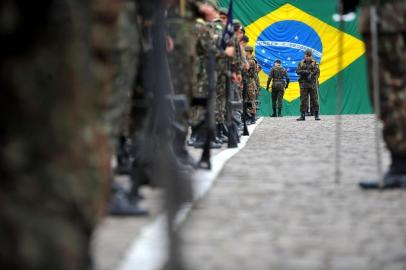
{"left": 267, "top": 60, "right": 290, "bottom": 117}
{"left": 107, "top": 0, "right": 150, "bottom": 216}
{"left": 354, "top": 0, "right": 406, "bottom": 188}
{"left": 167, "top": 0, "right": 201, "bottom": 164}
{"left": 245, "top": 45, "right": 259, "bottom": 123}
{"left": 0, "top": 0, "right": 117, "bottom": 268}
{"left": 188, "top": 0, "right": 222, "bottom": 148}
{"left": 296, "top": 49, "right": 321, "bottom": 121}
{"left": 212, "top": 8, "right": 229, "bottom": 142}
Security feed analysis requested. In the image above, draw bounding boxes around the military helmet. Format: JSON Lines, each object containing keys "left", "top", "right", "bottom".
{"left": 304, "top": 49, "right": 313, "bottom": 56}
{"left": 245, "top": 45, "right": 254, "bottom": 52}
{"left": 233, "top": 19, "right": 243, "bottom": 31}
{"left": 232, "top": 19, "right": 242, "bottom": 25}
{"left": 219, "top": 7, "right": 228, "bottom": 15}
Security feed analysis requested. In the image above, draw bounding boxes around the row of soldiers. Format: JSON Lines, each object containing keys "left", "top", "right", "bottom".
{"left": 110, "top": 0, "right": 265, "bottom": 213}
{"left": 183, "top": 2, "right": 262, "bottom": 151}
{"left": 0, "top": 0, "right": 261, "bottom": 268}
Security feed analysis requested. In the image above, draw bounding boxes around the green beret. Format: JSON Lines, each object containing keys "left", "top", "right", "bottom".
{"left": 219, "top": 7, "right": 228, "bottom": 15}
{"left": 305, "top": 49, "right": 313, "bottom": 56}
{"left": 232, "top": 19, "right": 242, "bottom": 25}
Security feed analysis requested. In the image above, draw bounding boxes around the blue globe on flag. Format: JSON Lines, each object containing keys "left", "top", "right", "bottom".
{"left": 255, "top": 20, "right": 323, "bottom": 82}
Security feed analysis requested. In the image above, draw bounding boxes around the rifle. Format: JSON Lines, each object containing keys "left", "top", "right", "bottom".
{"left": 138, "top": 0, "right": 191, "bottom": 268}
{"left": 225, "top": 59, "right": 242, "bottom": 148}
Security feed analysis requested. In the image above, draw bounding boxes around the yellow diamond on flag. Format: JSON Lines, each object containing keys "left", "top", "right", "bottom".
{"left": 245, "top": 3, "right": 366, "bottom": 102}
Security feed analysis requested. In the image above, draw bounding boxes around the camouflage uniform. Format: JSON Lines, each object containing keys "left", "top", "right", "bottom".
{"left": 246, "top": 55, "right": 259, "bottom": 115}
{"left": 190, "top": 18, "right": 217, "bottom": 126}
{"left": 212, "top": 19, "right": 227, "bottom": 125}
{"left": 231, "top": 35, "right": 244, "bottom": 100}
{"left": 360, "top": 0, "right": 406, "bottom": 166}
{"left": 267, "top": 65, "right": 289, "bottom": 116}
{"left": 296, "top": 58, "right": 319, "bottom": 115}
{"left": 0, "top": 0, "right": 117, "bottom": 268}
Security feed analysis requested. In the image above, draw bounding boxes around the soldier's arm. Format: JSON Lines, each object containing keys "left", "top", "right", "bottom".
{"left": 266, "top": 69, "right": 273, "bottom": 90}
{"left": 296, "top": 61, "right": 308, "bottom": 76}
{"left": 314, "top": 63, "right": 320, "bottom": 79}
{"left": 284, "top": 69, "right": 290, "bottom": 88}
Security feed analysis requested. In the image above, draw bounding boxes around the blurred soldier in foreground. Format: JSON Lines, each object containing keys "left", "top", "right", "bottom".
{"left": 108, "top": 0, "right": 152, "bottom": 216}
{"left": 350, "top": 0, "right": 406, "bottom": 188}
{"left": 0, "top": 0, "right": 117, "bottom": 268}
{"left": 296, "top": 49, "right": 321, "bottom": 121}
{"left": 267, "top": 60, "right": 290, "bottom": 117}
{"left": 188, "top": 0, "right": 222, "bottom": 148}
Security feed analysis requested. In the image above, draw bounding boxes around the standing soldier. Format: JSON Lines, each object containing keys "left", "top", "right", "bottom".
{"left": 212, "top": 7, "right": 234, "bottom": 143}
{"left": 245, "top": 45, "right": 259, "bottom": 123}
{"left": 296, "top": 49, "right": 321, "bottom": 121}
{"left": 266, "top": 60, "right": 290, "bottom": 117}
{"left": 353, "top": 0, "right": 406, "bottom": 188}
{"left": 189, "top": 0, "right": 222, "bottom": 148}
{"left": 0, "top": 0, "right": 117, "bottom": 268}
{"left": 166, "top": 0, "right": 202, "bottom": 164}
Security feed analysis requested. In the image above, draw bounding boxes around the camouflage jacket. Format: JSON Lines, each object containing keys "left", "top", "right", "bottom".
{"left": 267, "top": 66, "right": 289, "bottom": 89}
{"left": 296, "top": 59, "right": 317, "bottom": 88}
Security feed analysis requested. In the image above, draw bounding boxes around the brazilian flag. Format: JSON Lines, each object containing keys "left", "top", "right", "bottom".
{"left": 218, "top": 0, "right": 372, "bottom": 116}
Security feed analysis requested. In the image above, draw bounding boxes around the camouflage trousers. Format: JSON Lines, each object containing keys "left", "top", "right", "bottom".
{"left": 247, "top": 81, "right": 257, "bottom": 115}
{"left": 216, "top": 75, "right": 227, "bottom": 124}
{"left": 271, "top": 82, "right": 285, "bottom": 110}
{"left": 299, "top": 87, "right": 319, "bottom": 113}
{"left": 361, "top": 2, "right": 406, "bottom": 156}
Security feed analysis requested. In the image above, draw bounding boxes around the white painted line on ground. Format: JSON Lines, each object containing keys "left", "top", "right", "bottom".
{"left": 117, "top": 118, "right": 264, "bottom": 270}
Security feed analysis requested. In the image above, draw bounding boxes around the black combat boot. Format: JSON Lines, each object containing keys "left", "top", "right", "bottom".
{"left": 277, "top": 108, "right": 282, "bottom": 117}
{"left": 216, "top": 123, "right": 228, "bottom": 143}
{"left": 296, "top": 111, "right": 305, "bottom": 121}
{"left": 314, "top": 111, "right": 320, "bottom": 120}
{"left": 359, "top": 154, "right": 406, "bottom": 189}
{"left": 109, "top": 183, "right": 148, "bottom": 216}
{"left": 271, "top": 108, "right": 277, "bottom": 117}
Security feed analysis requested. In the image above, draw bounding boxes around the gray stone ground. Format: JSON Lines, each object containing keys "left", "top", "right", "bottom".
{"left": 91, "top": 138, "right": 224, "bottom": 270}
{"left": 181, "top": 115, "right": 406, "bottom": 270}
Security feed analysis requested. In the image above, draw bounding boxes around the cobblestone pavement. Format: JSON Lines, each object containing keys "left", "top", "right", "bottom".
{"left": 91, "top": 138, "right": 226, "bottom": 270}
{"left": 181, "top": 115, "right": 406, "bottom": 270}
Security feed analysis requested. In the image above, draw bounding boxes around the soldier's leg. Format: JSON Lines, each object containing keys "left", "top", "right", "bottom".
{"left": 359, "top": 1, "right": 406, "bottom": 188}
{"left": 277, "top": 88, "right": 284, "bottom": 117}
{"left": 297, "top": 87, "right": 308, "bottom": 120}
{"left": 271, "top": 87, "right": 278, "bottom": 117}
{"left": 215, "top": 77, "right": 228, "bottom": 142}
{"left": 247, "top": 88, "right": 257, "bottom": 123}
{"left": 310, "top": 87, "right": 320, "bottom": 120}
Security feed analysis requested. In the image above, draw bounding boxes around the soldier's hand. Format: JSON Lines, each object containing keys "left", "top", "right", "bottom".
{"left": 236, "top": 74, "right": 242, "bottom": 83}
{"left": 225, "top": 46, "right": 234, "bottom": 57}
{"left": 166, "top": 36, "right": 174, "bottom": 52}
{"left": 232, "top": 72, "right": 238, "bottom": 82}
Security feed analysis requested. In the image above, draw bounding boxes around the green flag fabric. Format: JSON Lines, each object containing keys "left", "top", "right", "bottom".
{"left": 218, "top": 0, "right": 372, "bottom": 116}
